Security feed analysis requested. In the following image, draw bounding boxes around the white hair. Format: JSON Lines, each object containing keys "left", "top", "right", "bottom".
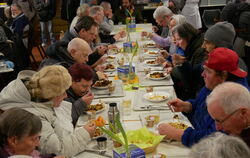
{"left": 100, "top": 1, "right": 111, "bottom": 10}
{"left": 170, "top": 14, "right": 186, "bottom": 25}
{"left": 153, "top": 6, "right": 173, "bottom": 19}
{"left": 189, "top": 132, "right": 250, "bottom": 158}
{"left": 206, "top": 82, "right": 250, "bottom": 114}
{"left": 89, "top": 6, "right": 103, "bottom": 16}
{"left": 76, "top": 4, "right": 89, "bottom": 17}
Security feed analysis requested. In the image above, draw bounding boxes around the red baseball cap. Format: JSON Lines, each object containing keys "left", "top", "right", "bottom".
{"left": 205, "top": 47, "right": 247, "bottom": 78}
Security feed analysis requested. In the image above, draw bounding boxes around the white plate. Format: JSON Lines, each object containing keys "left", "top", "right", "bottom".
{"left": 143, "top": 92, "right": 170, "bottom": 103}
{"left": 157, "top": 120, "right": 190, "bottom": 130}
{"left": 92, "top": 80, "right": 111, "bottom": 89}
{"left": 146, "top": 72, "right": 169, "bottom": 80}
{"left": 144, "top": 60, "right": 159, "bottom": 66}
{"left": 104, "top": 68, "right": 116, "bottom": 72}
{"left": 145, "top": 50, "right": 159, "bottom": 57}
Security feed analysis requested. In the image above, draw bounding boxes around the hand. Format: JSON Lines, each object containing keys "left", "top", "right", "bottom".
{"left": 172, "top": 54, "right": 186, "bottom": 66}
{"left": 159, "top": 50, "right": 169, "bottom": 58}
{"left": 158, "top": 123, "right": 183, "bottom": 141}
{"left": 167, "top": 98, "right": 192, "bottom": 113}
{"left": 97, "top": 45, "right": 108, "bottom": 55}
{"left": 165, "top": 67, "right": 173, "bottom": 74}
{"left": 152, "top": 25, "right": 159, "bottom": 32}
{"left": 108, "top": 44, "right": 118, "bottom": 50}
{"left": 141, "top": 31, "right": 148, "bottom": 37}
{"left": 95, "top": 64, "right": 105, "bottom": 72}
{"left": 114, "top": 30, "right": 126, "bottom": 40}
{"left": 96, "top": 71, "right": 108, "bottom": 79}
{"left": 156, "top": 56, "right": 166, "bottom": 64}
{"left": 84, "top": 121, "right": 96, "bottom": 137}
{"left": 162, "top": 61, "right": 172, "bottom": 68}
{"left": 81, "top": 92, "right": 94, "bottom": 105}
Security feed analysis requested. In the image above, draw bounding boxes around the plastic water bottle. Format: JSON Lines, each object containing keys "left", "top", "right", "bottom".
{"left": 108, "top": 103, "right": 120, "bottom": 133}
{"left": 162, "top": 0, "right": 169, "bottom": 7}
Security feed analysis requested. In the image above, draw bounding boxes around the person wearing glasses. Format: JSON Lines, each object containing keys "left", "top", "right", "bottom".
{"left": 207, "top": 82, "right": 250, "bottom": 147}
{"left": 158, "top": 47, "right": 249, "bottom": 147}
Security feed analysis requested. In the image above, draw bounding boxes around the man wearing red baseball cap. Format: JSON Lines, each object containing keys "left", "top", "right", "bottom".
{"left": 158, "top": 48, "right": 249, "bottom": 147}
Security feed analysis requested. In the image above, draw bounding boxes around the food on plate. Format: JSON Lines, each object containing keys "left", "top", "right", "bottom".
{"left": 169, "top": 122, "right": 188, "bottom": 130}
{"left": 146, "top": 60, "right": 157, "bottom": 65}
{"left": 94, "top": 128, "right": 103, "bottom": 137}
{"left": 173, "top": 114, "right": 179, "bottom": 120}
{"left": 149, "top": 72, "right": 165, "bottom": 78}
{"left": 95, "top": 116, "right": 106, "bottom": 127}
{"left": 87, "top": 103, "right": 104, "bottom": 112}
{"left": 145, "top": 115, "right": 160, "bottom": 127}
{"left": 148, "top": 51, "right": 158, "bottom": 55}
{"left": 107, "top": 56, "right": 115, "bottom": 59}
{"left": 144, "top": 43, "right": 156, "bottom": 48}
{"left": 105, "top": 64, "right": 115, "bottom": 70}
{"left": 93, "top": 79, "right": 112, "bottom": 87}
{"left": 148, "top": 95, "right": 167, "bottom": 100}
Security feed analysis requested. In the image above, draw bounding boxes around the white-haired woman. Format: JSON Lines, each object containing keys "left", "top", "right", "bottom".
{"left": 0, "top": 65, "right": 96, "bottom": 157}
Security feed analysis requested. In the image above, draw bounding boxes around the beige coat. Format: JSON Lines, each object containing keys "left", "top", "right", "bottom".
{"left": 0, "top": 76, "right": 91, "bottom": 157}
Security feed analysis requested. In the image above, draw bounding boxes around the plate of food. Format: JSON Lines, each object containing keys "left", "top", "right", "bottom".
{"left": 145, "top": 60, "right": 159, "bottom": 66}
{"left": 92, "top": 79, "right": 112, "bottom": 89}
{"left": 143, "top": 92, "right": 169, "bottom": 103}
{"left": 143, "top": 43, "right": 156, "bottom": 48}
{"left": 145, "top": 50, "right": 159, "bottom": 57}
{"left": 104, "top": 64, "right": 115, "bottom": 72}
{"left": 146, "top": 72, "right": 169, "bottom": 80}
{"left": 87, "top": 103, "right": 105, "bottom": 114}
{"left": 106, "top": 55, "right": 116, "bottom": 62}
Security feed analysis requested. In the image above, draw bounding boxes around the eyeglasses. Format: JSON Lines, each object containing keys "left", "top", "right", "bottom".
{"left": 215, "top": 108, "right": 240, "bottom": 125}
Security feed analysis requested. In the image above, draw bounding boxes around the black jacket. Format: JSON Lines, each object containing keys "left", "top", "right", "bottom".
{"left": 65, "top": 88, "right": 88, "bottom": 127}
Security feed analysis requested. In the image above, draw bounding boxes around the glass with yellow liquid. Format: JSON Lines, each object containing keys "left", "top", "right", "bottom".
{"left": 122, "top": 98, "right": 132, "bottom": 116}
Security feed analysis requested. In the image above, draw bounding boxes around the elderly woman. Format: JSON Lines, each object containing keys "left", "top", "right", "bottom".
{"left": 158, "top": 48, "right": 249, "bottom": 147}
{"left": 70, "top": 4, "right": 90, "bottom": 32}
{"left": 0, "top": 65, "right": 96, "bottom": 157}
{"left": 0, "top": 108, "right": 64, "bottom": 158}
{"left": 141, "top": 14, "right": 186, "bottom": 54}
{"left": 168, "top": 22, "right": 205, "bottom": 99}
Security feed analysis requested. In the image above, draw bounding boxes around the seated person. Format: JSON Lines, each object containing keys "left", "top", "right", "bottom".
{"left": 189, "top": 132, "right": 250, "bottom": 158}
{"left": 207, "top": 82, "right": 250, "bottom": 147}
{"left": 66, "top": 63, "right": 94, "bottom": 126}
{"left": 0, "top": 108, "right": 64, "bottom": 158}
{"left": 112, "top": 0, "right": 143, "bottom": 24}
{"left": 70, "top": 4, "right": 90, "bottom": 32}
{"left": 10, "top": 3, "right": 29, "bottom": 48}
{"left": 158, "top": 48, "right": 249, "bottom": 147}
{"left": 0, "top": 65, "right": 96, "bottom": 157}
{"left": 89, "top": 6, "right": 126, "bottom": 44}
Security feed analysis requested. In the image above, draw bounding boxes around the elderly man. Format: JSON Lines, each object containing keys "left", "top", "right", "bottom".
{"left": 10, "top": 3, "right": 29, "bottom": 48}
{"left": 66, "top": 63, "right": 94, "bottom": 126}
{"left": 152, "top": 6, "right": 173, "bottom": 38}
{"left": 100, "top": 1, "right": 114, "bottom": 35}
{"left": 41, "top": 38, "right": 91, "bottom": 68}
{"left": 158, "top": 47, "right": 249, "bottom": 147}
{"left": 207, "top": 82, "right": 250, "bottom": 147}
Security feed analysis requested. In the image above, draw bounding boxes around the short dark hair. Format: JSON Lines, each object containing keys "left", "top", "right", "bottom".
{"left": 75, "top": 16, "right": 98, "bottom": 33}
{"left": 0, "top": 108, "right": 42, "bottom": 147}
{"left": 172, "top": 22, "right": 198, "bottom": 42}
{"left": 68, "top": 63, "right": 94, "bottom": 82}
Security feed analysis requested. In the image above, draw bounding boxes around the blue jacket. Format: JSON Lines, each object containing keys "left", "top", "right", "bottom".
{"left": 181, "top": 77, "right": 250, "bottom": 147}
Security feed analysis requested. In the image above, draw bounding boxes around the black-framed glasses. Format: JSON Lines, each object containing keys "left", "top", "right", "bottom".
{"left": 214, "top": 108, "right": 240, "bottom": 125}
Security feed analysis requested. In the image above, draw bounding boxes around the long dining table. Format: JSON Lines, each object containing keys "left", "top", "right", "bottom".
{"left": 74, "top": 24, "right": 190, "bottom": 158}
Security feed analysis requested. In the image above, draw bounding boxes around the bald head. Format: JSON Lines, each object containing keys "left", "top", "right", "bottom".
{"left": 67, "top": 38, "right": 92, "bottom": 64}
